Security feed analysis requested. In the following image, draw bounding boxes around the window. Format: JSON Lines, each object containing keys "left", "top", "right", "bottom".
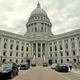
{"left": 50, "top": 54, "right": 52, "bottom": 57}
{"left": 16, "top": 45, "right": 19, "bottom": 50}
{"left": 3, "top": 59, "right": 6, "bottom": 63}
{"left": 21, "top": 53, "right": 24, "bottom": 57}
{"left": 55, "top": 60, "right": 57, "bottom": 63}
{"left": 26, "top": 47, "right": 28, "bottom": 51}
{"left": 16, "top": 60, "right": 18, "bottom": 63}
{"left": 67, "top": 59, "right": 69, "bottom": 62}
{"left": 4, "top": 43, "right": 7, "bottom": 48}
{"left": 10, "top": 44, "right": 13, "bottom": 49}
{"left": 21, "top": 60, "right": 23, "bottom": 63}
{"left": 21, "top": 46, "right": 24, "bottom": 51}
{"left": 4, "top": 39, "right": 8, "bottom": 42}
{"left": 66, "top": 52, "right": 69, "bottom": 56}
{"left": 60, "top": 52, "right": 63, "bottom": 56}
{"left": 71, "top": 38, "right": 74, "bottom": 41}
{"left": 65, "top": 43, "right": 68, "bottom": 49}
{"left": 55, "top": 53, "right": 57, "bottom": 57}
{"left": 50, "top": 47, "right": 52, "bottom": 52}
{"left": 9, "top": 59, "right": 12, "bottom": 62}
{"left": 38, "top": 54, "right": 40, "bottom": 57}
{"left": 42, "top": 43, "right": 45, "bottom": 52}
{"left": 10, "top": 52, "right": 12, "bottom": 56}
{"left": 72, "top": 42, "right": 75, "bottom": 48}
{"left": 26, "top": 54, "right": 28, "bottom": 57}
{"left": 3, "top": 52, "right": 6, "bottom": 56}
{"left": 55, "top": 46, "right": 57, "bottom": 51}
{"left": 77, "top": 37, "right": 79, "bottom": 40}
{"left": 16, "top": 52, "right": 18, "bottom": 57}
{"left": 60, "top": 45, "right": 62, "bottom": 50}
{"left": 73, "top": 51, "right": 76, "bottom": 56}
{"left": 38, "top": 48, "right": 40, "bottom": 52}
{"left": 61, "top": 59, "right": 63, "bottom": 63}
{"left": 73, "top": 59, "right": 76, "bottom": 63}
{"left": 43, "top": 53, "right": 45, "bottom": 56}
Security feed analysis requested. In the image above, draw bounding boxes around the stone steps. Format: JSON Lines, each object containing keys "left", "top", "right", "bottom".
{"left": 36, "top": 57, "right": 43, "bottom": 66}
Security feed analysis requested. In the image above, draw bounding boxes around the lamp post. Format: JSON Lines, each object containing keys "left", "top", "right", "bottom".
{"left": 76, "top": 54, "right": 80, "bottom": 64}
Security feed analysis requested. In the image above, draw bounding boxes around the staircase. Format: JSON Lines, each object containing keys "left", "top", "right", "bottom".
{"left": 36, "top": 57, "right": 43, "bottom": 66}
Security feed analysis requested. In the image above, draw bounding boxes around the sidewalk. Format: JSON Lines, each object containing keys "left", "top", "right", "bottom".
{"left": 71, "top": 68, "right": 80, "bottom": 74}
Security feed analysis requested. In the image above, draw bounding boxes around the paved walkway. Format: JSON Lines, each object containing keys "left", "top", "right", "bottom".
{"left": 12, "top": 67, "right": 80, "bottom": 80}
{"left": 71, "top": 68, "right": 80, "bottom": 74}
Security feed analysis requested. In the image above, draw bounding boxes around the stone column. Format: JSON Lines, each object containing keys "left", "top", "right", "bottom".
{"left": 29, "top": 43, "right": 32, "bottom": 57}
{"left": 62, "top": 40, "right": 65, "bottom": 63}
{"left": 57, "top": 41, "right": 59, "bottom": 57}
{"left": 41, "top": 43, "right": 42, "bottom": 58}
{"left": 13, "top": 40, "right": 16, "bottom": 52}
{"left": 33, "top": 24, "right": 35, "bottom": 33}
{"left": 24, "top": 42, "right": 26, "bottom": 58}
{"left": 47, "top": 42, "right": 49, "bottom": 58}
{"left": 32, "top": 43, "right": 33, "bottom": 57}
{"left": 45, "top": 43, "right": 47, "bottom": 57}
{"left": 36, "top": 43, "right": 38, "bottom": 58}
{"left": 7, "top": 39, "right": 10, "bottom": 58}
{"left": 0, "top": 38, "right": 4, "bottom": 55}
{"left": 75, "top": 37, "right": 79, "bottom": 54}
{"left": 52, "top": 42, "right": 54, "bottom": 57}
{"left": 68, "top": 39, "right": 72, "bottom": 61}
{"left": 0, "top": 38, "right": 4, "bottom": 63}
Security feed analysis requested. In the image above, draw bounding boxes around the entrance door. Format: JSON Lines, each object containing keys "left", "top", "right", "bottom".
{"left": 48, "top": 59, "right": 52, "bottom": 65}
{"left": 27, "top": 60, "right": 30, "bottom": 65}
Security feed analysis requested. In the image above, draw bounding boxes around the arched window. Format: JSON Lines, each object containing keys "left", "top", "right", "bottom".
{"left": 50, "top": 47, "right": 52, "bottom": 52}
{"left": 61, "top": 59, "right": 63, "bottom": 63}
{"left": 21, "top": 53, "right": 24, "bottom": 57}
{"left": 66, "top": 52, "right": 69, "bottom": 56}
{"left": 60, "top": 52, "right": 63, "bottom": 56}
{"left": 16, "top": 45, "right": 19, "bottom": 50}
{"left": 67, "top": 59, "right": 69, "bottom": 62}
{"left": 16, "top": 52, "right": 18, "bottom": 57}
{"left": 55, "top": 46, "right": 57, "bottom": 51}
{"left": 16, "top": 60, "right": 18, "bottom": 63}
{"left": 60, "top": 45, "right": 62, "bottom": 50}
{"left": 73, "top": 59, "right": 76, "bottom": 63}
{"left": 55, "top": 60, "right": 57, "bottom": 63}
{"left": 9, "top": 59, "right": 12, "bottom": 62}
{"left": 55, "top": 53, "right": 57, "bottom": 57}
{"left": 26, "top": 47, "right": 28, "bottom": 51}
{"left": 3, "top": 59, "right": 6, "bottom": 63}
{"left": 10, "top": 44, "right": 13, "bottom": 49}
{"left": 21, "top": 60, "right": 23, "bottom": 63}
{"left": 21, "top": 46, "right": 24, "bottom": 51}
{"left": 10, "top": 52, "right": 12, "bottom": 56}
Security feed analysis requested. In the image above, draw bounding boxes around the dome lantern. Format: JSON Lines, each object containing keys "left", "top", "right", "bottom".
{"left": 37, "top": 2, "right": 40, "bottom": 8}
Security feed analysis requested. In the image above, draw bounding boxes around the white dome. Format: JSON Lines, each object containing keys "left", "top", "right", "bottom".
{"left": 30, "top": 3, "right": 47, "bottom": 17}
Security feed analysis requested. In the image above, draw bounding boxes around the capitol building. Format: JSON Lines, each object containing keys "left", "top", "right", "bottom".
{"left": 0, "top": 3, "right": 80, "bottom": 66}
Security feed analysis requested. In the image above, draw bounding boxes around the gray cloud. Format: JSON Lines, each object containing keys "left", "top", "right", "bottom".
{"left": 0, "top": 0, "right": 80, "bottom": 35}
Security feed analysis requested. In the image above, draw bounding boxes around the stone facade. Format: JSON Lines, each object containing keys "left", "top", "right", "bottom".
{"left": 0, "top": 3, "right": 80, "bottom": 65}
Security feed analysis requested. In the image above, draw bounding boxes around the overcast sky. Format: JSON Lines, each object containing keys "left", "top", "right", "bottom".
{"left": 0, "top": 0, "right": 80, "bottom": 35}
